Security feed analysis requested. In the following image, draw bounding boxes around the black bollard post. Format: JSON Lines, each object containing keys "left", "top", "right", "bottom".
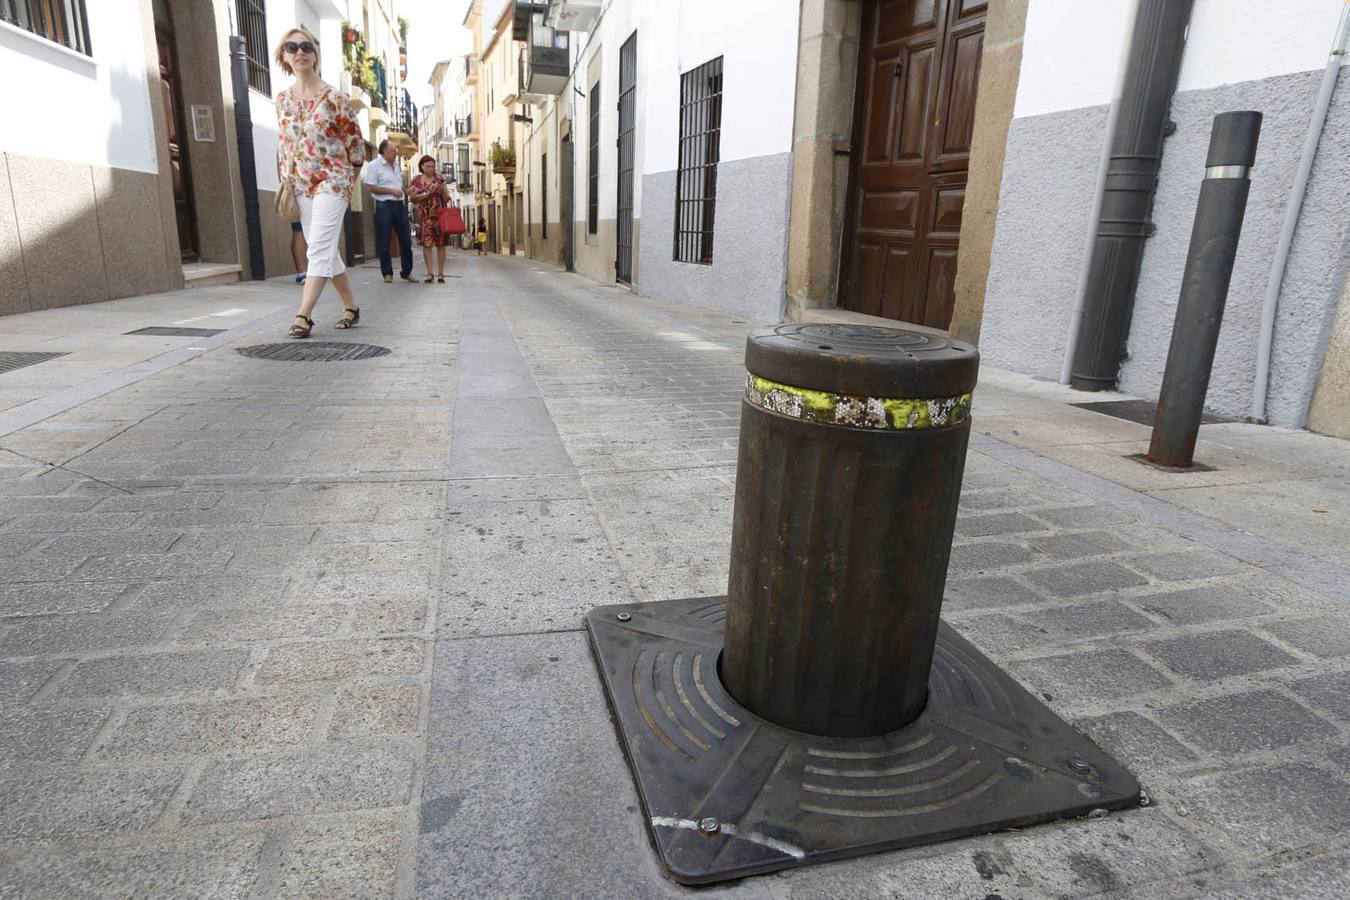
{"left": 1148, "top": 111, "right": 1262, "bottom": 467}
{"left": 721, "top": 326, "right": 977, "bottom": 737}
{"left": 229, "top": 35, "right": 267, "bottom": 282}
{"left": 587, "top": 324, "right": 1141, "bottom": 885}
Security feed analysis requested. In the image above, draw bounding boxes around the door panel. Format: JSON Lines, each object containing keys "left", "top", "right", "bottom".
{"left": 839, "top": 0, "right": 986, "bottom": 329}
{"left": 860, "top": 190, "right": 920, "bottom": 232}
{"left": 932, "top": 25, "right": 984, "bottom": 168}
{"left": 896, "top": 46, "right": 934, "bottom": 162}
{"left": 878, "top": 0, "right": 938, "bottom": 43}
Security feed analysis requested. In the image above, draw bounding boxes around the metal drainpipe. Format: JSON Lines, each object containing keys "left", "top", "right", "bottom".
{"left": 1250, "top": 2, "right": 1350, "bottom": 424}
{"left": 229, "top": 35, "right": 267, "bottom": 281}
{"left": 1060, "top": 0, "right": 1142, "bottom": 384}
{"left": 1069, "top": 0, "right": 1195, "bottom": 391}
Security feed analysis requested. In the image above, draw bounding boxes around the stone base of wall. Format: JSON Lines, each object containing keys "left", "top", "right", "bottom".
{"left": 1, "top": 153, "right": 182, "bottom": 316}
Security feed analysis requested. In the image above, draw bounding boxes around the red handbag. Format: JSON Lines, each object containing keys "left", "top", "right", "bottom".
{"left": 439, "top": 205, "right": 466, "bottom": 236}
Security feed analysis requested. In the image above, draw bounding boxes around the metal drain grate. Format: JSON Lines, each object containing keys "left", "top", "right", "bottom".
{"left": 236, "top": 341, "right": 392, "bottom": 362}
{"left": 0, "top": 351, "right": 68, "bottom": 375}
{"left": 1072, "top": 398, "right": 1233, "bottom": 427}
{"left": 126, "top": 326, "right": 226, "bottom": 337}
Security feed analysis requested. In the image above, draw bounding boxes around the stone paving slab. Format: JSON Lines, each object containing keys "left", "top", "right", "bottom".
{"left": 0, "top": 256, "right": 1347, "bottom": 898}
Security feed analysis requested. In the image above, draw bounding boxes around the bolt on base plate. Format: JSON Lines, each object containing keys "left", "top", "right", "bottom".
{"left": 586, "top": 596, "right": 1141, "bottom": 885}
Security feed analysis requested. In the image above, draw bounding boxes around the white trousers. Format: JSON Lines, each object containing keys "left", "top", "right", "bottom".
{"left": 296, "top": 191, "right": 348, "bottom": 279}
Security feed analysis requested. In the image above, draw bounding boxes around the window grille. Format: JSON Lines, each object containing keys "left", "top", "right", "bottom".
{"left": 588, "top": 80, "right": 600, "bottom": 235}
{"left": 236, "top": 0, "right": 270, "bottom": 95}
{"left": 673, "top": 56, "right": 722, "bottom": 265}
{"left": 2, "top": 0, "right": 93, "bottom": 55}
{"left": 542, "top": 151, "right": 548, "bottom": 240}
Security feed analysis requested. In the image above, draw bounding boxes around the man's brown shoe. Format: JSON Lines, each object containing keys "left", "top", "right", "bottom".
{"left": 401, "top": 274, "right": 417, "bottom": 283}
{"left": 383, "top": 275, "right": 393, "bottom": 283}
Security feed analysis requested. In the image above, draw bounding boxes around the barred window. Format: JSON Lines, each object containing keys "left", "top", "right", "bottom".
{"left": 236, "top": 0, "right": 271, "bottom": 95}
{"left": 587, "top": 80, "right": 600, "bottom": 235}
{"left": 2, "top": 0, "right": 93, "bottom": 55}
{"left": 673, "top": 57, "right": 722, "bottom": 265}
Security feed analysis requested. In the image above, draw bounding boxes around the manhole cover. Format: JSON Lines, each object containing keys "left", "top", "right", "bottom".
{"left": 126, "top": 326, "right": 226, "bottom": 337}
{"left": 236, "top": 342, "right": 392, "bottom": 362}
{"left": 0, "top": 351, "right": 68, "bottom": 375}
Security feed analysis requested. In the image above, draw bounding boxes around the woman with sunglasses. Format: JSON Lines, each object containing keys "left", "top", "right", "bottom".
{"left": 274, "top": 27, "right": 366, "bottom": 337}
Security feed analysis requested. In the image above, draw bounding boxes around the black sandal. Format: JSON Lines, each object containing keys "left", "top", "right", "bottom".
{"left": 288, "top": 315, "right": 313, "bottom": 338}
{"left": 424, "top": 275, "right": 435, "bottom": 283}
{"left": 437, "top": 276, "right": 445, "bottom": 283}
{"left": 335, "top": 307, "right": 360, "bottom": 329}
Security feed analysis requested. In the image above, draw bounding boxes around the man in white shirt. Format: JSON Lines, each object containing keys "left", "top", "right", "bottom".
{"left": 363, "top": 140, "right": 416, "bottom": 283}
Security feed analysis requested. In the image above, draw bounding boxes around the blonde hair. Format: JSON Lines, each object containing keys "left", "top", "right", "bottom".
{"left": 274, "top": 26, "right": 321, "bottom": 77}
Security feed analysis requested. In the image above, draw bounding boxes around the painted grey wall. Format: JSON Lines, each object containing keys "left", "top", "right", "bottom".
{"left": 638, "top": 152, "right": 792, "bottom": 322}
{"left": 982, "top": 69, "right": 1350, "bottom": 426}
{"left": 978, "top": 104, "right": 1107, "bottom": 382}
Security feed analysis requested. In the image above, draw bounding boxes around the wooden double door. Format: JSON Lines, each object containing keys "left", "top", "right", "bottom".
{"left": 840, "top": 0, "right": 986, "bottom": 328}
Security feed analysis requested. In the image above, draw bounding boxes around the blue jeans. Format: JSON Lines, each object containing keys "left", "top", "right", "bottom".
{"left": 374, "top": 200, "right": 413, "bottom": 277}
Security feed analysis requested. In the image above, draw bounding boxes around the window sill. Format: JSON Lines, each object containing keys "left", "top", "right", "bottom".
{"left": 0, "top": 18, "right": 96, "bottom": 74}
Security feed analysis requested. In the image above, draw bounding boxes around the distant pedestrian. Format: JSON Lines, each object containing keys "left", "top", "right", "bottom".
{"left": 409, "top": 155, "right": 450, "bottom": 283}
{"left": 274, "top": 26, "right": 365, "bottom": 338}
{"left": 290, "top": 221, "right": 307, "bottom": 284}
{"left": 476, "top": 217, "right": 488, "bottom": 256}
{"left": 365, "top": 140, "right": 417, "bottom": 284}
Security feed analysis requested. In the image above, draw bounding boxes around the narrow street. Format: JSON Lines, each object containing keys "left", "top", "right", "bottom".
{"left": 0, "top": 255, "right": 1346, "bottom": 897}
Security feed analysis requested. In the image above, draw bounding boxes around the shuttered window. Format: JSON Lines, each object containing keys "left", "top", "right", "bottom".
{"left": 673, "top": 57, "right": 722, "bottom": 265}
{"left": 236, "top": 0, "right": 271, "bottom": 95}
{"left": 2, "top": 0, "right": 93, "bottom": 55}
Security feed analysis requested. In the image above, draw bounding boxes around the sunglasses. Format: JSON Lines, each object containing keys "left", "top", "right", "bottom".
{"left": 284, "top": 41, "right": 316, "bottom": 54}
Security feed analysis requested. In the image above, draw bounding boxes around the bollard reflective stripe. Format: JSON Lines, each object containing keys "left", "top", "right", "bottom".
{"left": 1204, "top": 164, "right": 1251, "bottom": 180}
{"left": 744, "top": 374, "right": 973, "bottom": 430}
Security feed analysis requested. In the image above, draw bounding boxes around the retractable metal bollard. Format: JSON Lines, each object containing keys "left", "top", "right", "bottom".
{"left": 1148, "top": 111, "right": 1262, "bottom": 467}
{"left": 722, "top": 326, "right": 978, "bottom": 736}
{"left": 586, "top": 324, "right": 1141, "bottom": 885}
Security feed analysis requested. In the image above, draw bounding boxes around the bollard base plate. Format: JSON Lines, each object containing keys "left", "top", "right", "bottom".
{"left": 587, "top": 596, "right": 1141, "bottom": 885}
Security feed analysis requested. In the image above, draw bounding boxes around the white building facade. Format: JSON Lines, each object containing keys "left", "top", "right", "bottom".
{"left": 506, "top": 0, "right": 801, "bottom": 322}
{"left": 1, "top": 0, "right": 181, "bottom": 312}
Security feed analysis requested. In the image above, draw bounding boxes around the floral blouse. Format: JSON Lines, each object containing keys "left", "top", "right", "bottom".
{"left": 275, "top": 85, "right": 365, "bottom": 198}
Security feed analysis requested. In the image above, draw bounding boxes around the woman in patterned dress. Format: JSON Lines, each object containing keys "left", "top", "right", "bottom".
{"left": 409, "top": 155, "right": 451, "bottom": 283}
{"left": 273, "top": 26, "right": 366, "bottom": 338}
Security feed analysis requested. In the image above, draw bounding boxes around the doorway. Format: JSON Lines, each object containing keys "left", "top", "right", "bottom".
{"left": 615, "top": 31, "right": 637, "bottom": 284}
{"left": 839, "top": 0, "right": 986, "bottom": 327}
{"left": 153, "top": 0, "right": 199, "bottom": 262}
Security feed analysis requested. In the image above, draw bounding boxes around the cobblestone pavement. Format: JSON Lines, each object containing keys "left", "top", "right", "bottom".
{"left": 1, "top": 255, "right": 1348, "bottom": 898}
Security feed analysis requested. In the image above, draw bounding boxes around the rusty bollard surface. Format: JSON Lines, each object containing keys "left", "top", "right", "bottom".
{"left": 722, "top": 323, "right": 980, "bottom": 737}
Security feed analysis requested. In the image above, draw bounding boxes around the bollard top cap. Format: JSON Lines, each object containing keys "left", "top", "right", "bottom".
{"left": 1206, "top": 111, "right": 1262, "bottom": 168}
{"left": 744, "top": 324, "right": 979, "bottom": 398}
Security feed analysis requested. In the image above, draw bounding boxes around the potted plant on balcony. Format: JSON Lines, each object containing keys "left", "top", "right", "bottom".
{"left": 340, "top": 22, "right": 376, "bottom": 105}
{"left": 489, "top": 140, "right": 516, "bottom": 177}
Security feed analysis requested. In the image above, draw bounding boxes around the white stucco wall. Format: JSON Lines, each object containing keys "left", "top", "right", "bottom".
{"left": 639, "top": 0, "right": 799, "bottom": 173}
{"left": 561, "top": 0, "right": 798, "bottom": 227}
{"left": 1013, "top": 0, "right": 1347, "bottom": 120}
{"left": 0, "top": 1, "right": 158, "bottom": 173}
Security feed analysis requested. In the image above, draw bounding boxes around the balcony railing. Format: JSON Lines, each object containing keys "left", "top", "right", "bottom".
{"left": 455, "top": 114, "right": 474, "bottom": 137}
{"left": 520, "top": 8, "right": 569, "bottom": 100}
{"left": 392, "top": 87, "right": 418, "bottom": 143}
{"left": 371, "top": 57, "right": 388, "bottom": 111}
